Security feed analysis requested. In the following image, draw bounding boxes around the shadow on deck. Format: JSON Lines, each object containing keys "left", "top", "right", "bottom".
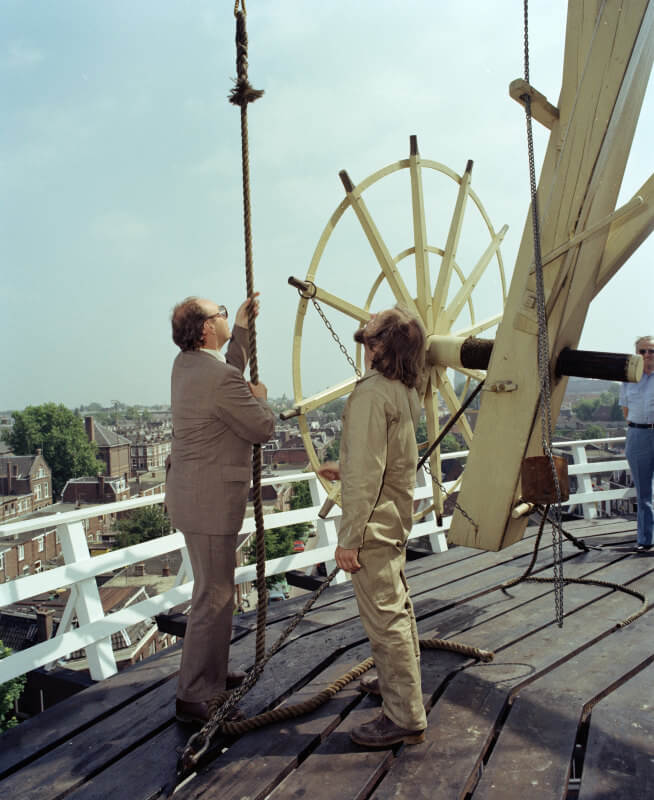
{"left": 1, "top": 517, "right": 652, "bottom": 800}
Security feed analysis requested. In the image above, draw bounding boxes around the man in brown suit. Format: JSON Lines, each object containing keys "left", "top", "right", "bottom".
{"left": 166, "top": 294, "right": 276, "bottom": 724}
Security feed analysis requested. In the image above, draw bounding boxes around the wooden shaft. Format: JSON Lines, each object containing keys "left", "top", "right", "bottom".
{"left": 427, "top": 336, "right": 643, "bottom": 384}
{"left": 556, "top": 349, "right": 643, "bottom": 383}
{"left": 426, "top": 335, "right": 493, "bottom": 369}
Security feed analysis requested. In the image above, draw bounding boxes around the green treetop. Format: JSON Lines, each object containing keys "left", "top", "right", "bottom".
{"left": 3, "top": 403, "right": 104, "bottom": 497}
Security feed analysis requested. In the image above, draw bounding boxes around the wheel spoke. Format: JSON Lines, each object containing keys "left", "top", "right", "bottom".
{"left": 292, "top": 280, "right": 371, "bottom": 324}
{"left": 409, "top": 137, "right": 433, "bottom": 330}
{"left": 437, "top": 370, "right": 475, "bottom": 446}
{"left": 288, "top": 377, "right": 357, "bottom": 417}
{"left": 439, "top": 225, "right": 508, "bottom": 333}
{"left": 455, "top": 312, "right": 503, "bottom": 338}
{"left": 432, "top": 160, "right": 473, "bottom": 322}
{"left": 340, "top": 170, "right": 419, "bottom": 317}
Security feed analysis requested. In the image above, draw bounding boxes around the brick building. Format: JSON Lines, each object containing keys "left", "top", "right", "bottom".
{"left": 84, "top": 417, "right": 130, "bottom": 478}
{"left": 0, "top": 452, "right": 53, "bottom": 522}
{"left": 130, "top": 436, "right": 171, "bottom": 476}
{"left": 0, "top": 525, "right": 61, "bottom": 582}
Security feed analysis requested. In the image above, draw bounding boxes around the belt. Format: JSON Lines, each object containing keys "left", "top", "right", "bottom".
{"left": 628, "top": 422, "right": 654, "bottom": 429}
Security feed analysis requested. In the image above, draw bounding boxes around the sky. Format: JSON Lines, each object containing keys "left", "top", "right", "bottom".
{"left": 1, "top": 0, "right": 652, "bottom": 411}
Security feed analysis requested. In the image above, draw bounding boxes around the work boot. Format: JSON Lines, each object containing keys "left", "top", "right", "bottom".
{"left": 350, "top": 712, "right": 425, "bottom": 747}
{"left": 359, "top": 674, "right": 381, "bottom": 696}
{"left": 176, "top": 695, "right": 244, "bottom": 725}
{"left": 226, "top": 670, "right": 247, "bottom": 689}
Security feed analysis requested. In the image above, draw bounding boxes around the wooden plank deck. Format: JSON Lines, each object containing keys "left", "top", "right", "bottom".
{"left": 1, "top": 516, "right": 652, "bottom": 800}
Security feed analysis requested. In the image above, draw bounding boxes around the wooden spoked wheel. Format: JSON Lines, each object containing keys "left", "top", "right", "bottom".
{"left": 288, "top": 137, "right": 508, "bottom": 519}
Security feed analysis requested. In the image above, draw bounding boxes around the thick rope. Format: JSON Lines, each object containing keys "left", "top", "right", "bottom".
{"left": 229, "top": 6, "right": 267, "bottom": 667}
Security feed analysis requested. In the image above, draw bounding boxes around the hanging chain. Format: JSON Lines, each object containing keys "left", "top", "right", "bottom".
{"left": 522, "top": 0, "right": 564, "bottom": 627}
{"left": 422, "top": 461, "right": 479, "bottom": 533}
{"left": 293, "top": 281, "right": 361, "bottom": 377}
{"left": 311, "top": 298, "right": 362, "bottom": 378}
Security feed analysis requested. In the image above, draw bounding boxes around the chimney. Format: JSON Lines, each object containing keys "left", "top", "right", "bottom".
{"left": 98, "top": 475, "right": 105, "bottom": 499}
{"left": 85, "top": 416, "right": 95, "bottom": 443}
{"left": 36, "top": 607, "right": 55, "bottom": 642}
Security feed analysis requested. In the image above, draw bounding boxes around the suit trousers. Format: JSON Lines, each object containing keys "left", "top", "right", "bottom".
{"left": 177, "top": 531, "right": 238, "bottom": 703}
{"left": 352, "top": 540, "right": 427, "bottom": 731}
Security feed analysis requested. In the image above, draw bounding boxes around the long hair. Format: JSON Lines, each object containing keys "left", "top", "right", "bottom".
{"left": 361, "top": 307, "right": 425, "bottom": 388}
{"left": 171, "top": 297, "right": 207, "bottom": 351}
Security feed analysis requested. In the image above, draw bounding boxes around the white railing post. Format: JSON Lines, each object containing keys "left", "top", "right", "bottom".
{"left": 415, "top": 466, "right": 448, "bottom": 553}
{"left": 308, "top": 474, "right": 347, "bottom": 585}
{"left": 56, "top": 521, "right": 118, "bottom": 680}
{"left": 569, "top": 443, "right": 597, "bottom": 520}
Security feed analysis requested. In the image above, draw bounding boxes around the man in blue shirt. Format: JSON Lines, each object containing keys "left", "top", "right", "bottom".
{"left": 620, "top": 336, "right": 654, "bottom": 552}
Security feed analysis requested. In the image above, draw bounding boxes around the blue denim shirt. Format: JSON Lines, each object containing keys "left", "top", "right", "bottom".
{"left": 619, "top": 372, "right": 654, "bottom": 424}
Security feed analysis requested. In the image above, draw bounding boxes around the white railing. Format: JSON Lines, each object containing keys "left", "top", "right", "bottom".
{"left": 0, "top": 438, "right": 633, "bottom": 684}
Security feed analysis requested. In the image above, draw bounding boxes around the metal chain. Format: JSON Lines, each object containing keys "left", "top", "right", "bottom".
{"left": 307, "top": 292, "right": 362, "bottom": 378}
{"left": 522, "top": 0, "right": 564, "bottom": 626}
{"left": 423, "top": 461, "right": 479, "bottom": 533}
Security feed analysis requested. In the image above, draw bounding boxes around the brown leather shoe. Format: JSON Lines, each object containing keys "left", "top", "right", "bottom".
{"left": 176, "top": 697, "right": 245, "bottom": 725}
{"left": 350, "top": 712, "right": 425, "bottom": 747}
{"left": 175, "top": 699, "right": 211, "bottom": 724}
{"left": 226, "top": 670, "right": 247, "bottom": 689}
{"left": 359, "top": 675, "right": 381, "bottom": 696}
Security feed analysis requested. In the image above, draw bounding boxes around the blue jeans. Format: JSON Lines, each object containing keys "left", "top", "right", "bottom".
{"left": 625, "top": 427, "right": 654, "bottom": 546}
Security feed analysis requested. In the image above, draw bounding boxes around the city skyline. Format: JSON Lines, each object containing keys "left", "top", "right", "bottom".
{"left": 2, "top": 1, "right": 651, "bottom": 409}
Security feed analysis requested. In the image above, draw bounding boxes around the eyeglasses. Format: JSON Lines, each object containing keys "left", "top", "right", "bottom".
{"left": 206, "top": 305, "right": 228, "bottom": 321}
{"left": 639, "top": 348, "right": 654, "bottom": 355}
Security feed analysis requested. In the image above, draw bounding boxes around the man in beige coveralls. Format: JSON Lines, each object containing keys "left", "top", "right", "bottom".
{"left": 319, "top": 307, "right": 428, "bottom": 748}
{"left": 166, "top": 294, "right": 276, "bottom": 725}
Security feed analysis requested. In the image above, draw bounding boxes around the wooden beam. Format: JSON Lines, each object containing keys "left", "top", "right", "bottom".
{"left": 509, "top": 79, "right": 560, "bottom": 129}
{"left": 449, "top": 0, "right": 653, "bottom": 551}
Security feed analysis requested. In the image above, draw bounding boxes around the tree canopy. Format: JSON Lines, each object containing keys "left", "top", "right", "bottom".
{"left": 3, "top": 404, "right": 104, "bottom": 497}
{"left": 0, "top": 641, "right": 25, "bottom": 732}
{"left": 113, "top": 505, "right": 171, "bottom": 548}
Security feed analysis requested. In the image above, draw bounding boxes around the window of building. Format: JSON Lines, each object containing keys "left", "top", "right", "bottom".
{"left": 37, "top": 535, "right": 44, "bottom": 552}
{"left": 44, "top": 484, "right": 49, "bottom": 498}
{"left": 35, "top": 484, "right": 42, "bottom": 500}
{"left": 18, "top": 544, "right": 24, "bottom": 561}
{"left": 0, "top": 552, "right": 4, "bottom": 571}
{"left": 37, "top": 467, "right": 46, "bottom": 478}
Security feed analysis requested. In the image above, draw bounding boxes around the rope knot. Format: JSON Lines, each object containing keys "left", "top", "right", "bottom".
{"left": 229, "top": 11, "right": 264, "bottom": 107}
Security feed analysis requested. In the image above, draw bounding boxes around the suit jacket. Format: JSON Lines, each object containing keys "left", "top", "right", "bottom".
{"left": 165, "top": 326, "right": 276, "bottom": 536}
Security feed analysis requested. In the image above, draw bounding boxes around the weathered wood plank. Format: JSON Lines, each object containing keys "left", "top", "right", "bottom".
{"left": 579, "top": 662, "right": 654, "bottom": 799}
{"left": 371, "top": 560, "right": 654, "bottom": 799}
{"left": 473, "top": 595, "right": 654, "bottom": 798}
{"left": 0, "top": 643, "right": 181, "bottom": 778}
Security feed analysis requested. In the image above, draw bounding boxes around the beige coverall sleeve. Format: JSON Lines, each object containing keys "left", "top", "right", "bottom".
{"left": 338, "top": 387, "right": 388, "bottom": 550}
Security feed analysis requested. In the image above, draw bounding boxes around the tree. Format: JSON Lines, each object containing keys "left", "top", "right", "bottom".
{"left": 114, "top": 506, "right": 171, "bottom": 548}
{"left": 577, "top": 423, "right": 607, "bottom": 440}
{"left": 572, "top": 397, "right": 600, "bottom": 421}
{"left": 3, "top": 404, "right": 104, "bottom": 497}
{"left": 0, "top": 641, "right": 25, "bottom": 732}
{"left": 324, "top": 438, "right": 340, "bottom": 461}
